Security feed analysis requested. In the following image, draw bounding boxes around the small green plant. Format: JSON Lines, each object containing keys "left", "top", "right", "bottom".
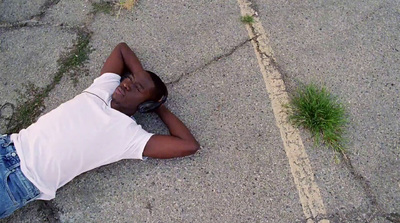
{"left": 61, "top": 31, "right": 92, "bottom": 72}
{"left": 6, "top": 83, "right": 45, "bottom": 133}
{"left": 92, "top": 1, "right": 114, "bottom": 15}
{"left": 61, "top": 30, "right": 93, "bottom": 85}
{"left": 288, "top": 83, "right": 348, "bottom": 156}
{"left": 240, "top": 15, "right": 254, "bottom": 24}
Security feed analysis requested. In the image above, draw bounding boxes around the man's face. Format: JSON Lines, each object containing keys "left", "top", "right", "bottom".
{"left": 111, "top": 71, "right": 156, "bottom": 115}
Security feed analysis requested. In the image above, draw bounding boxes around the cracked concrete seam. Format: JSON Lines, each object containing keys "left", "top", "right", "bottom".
{"left": 166, "top": 37, "right": 257, "bottom": 86}
{"left": 0, "top": 2, "right": 97, "bottom": 29}
{"left": 0, "top": 0, "right": 58, "bottom": 29}
{"left": 320, "top": 211, "right": 400, "bottom": 223}
{"left": 384, "top": 212, "right": 400, "bottom": 223}
{"left": 0, "top": 0, "right": 61, "bottom": 27}
{"left": 342, "top": 156, "right": 378, "bottom": 204}
{"left": 301, "top": 205, "right": 400, "bottom": 222}
{"left": 38, "top": 200, "right": 61, "bottom": 223}
{"left": 0, "top": 20, "right": 59, "bottom": 29}
{"left": 338, "top": 155, "right": 386, "bottom": 222}
{"left": 31, "top": 0, "right": 62, "bottom": 23}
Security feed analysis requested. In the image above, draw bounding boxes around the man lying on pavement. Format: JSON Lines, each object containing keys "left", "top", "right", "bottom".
{"left": 0, "top": 42, "right": 199, "bottom": 219}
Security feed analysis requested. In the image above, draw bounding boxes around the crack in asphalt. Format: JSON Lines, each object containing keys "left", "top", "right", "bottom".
{"left": 38, "top": 0, "right": 61, "bottom": 19}
{"left": 166, "top": 37, "right": 256, "bottom": 85}
{"left": 38, "top": 200, "right": 61, "bottom": 223}
{"left": 384, "top": 212, "right": 400, "bottom": 223}
{"left": 0, "top": 0, "right": 61, "bottom": 28}
{"left": 301, "top": 209, "right": 400, "bottom": 223}
{"left": 339, "top": 153, "right": 383, "bottom": 221}
{"left": 0, "top": 0, "right": 60, "bottom": 29}
{"left": 337, "top": 157, "right": 400, "bottom": 223}
{"left": 0, "top": 20, "right": 87, "bottom": 29}
{"left": 0, "top": 20, "right": 65, "bottom": 29}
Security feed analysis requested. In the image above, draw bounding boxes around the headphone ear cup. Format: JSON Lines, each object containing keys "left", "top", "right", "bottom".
{"left": 138, "top": 95, "right": 167, "bottom": 113}
{"left": 138, "top": 101, "right": 159, "bottom": 113}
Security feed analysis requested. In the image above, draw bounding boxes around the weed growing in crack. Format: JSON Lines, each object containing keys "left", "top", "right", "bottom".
{"left": 91, "top": 0, "right": 137, "bottom": 18}
{"left": 92, "top": 1, "right": 114, "bottom": 15}
{"left": 6, "top": 83, "right": 45, "bottom": 134}
{"left": 241, "top": 15, "right": 254, "bottom": 24}
{"left": 61, "top": 31, "right": 92, "bottom": 71}
{"left": 117, "top": 0, "right": 137, "bottom": 18}
{"left": 6, "top": 31, "right": 92, "bottom": 133}
{"left": 60, "top": 30, "right": 93, "bottom": 86}
{"left": 287, "top": 83, "right": 348, "bottom": 156}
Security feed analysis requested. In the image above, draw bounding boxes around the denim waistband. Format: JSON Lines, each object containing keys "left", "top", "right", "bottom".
{"left": 0, "top": 134, "right": 21, "bottom": 171}
{"left": 0, "top": 134, "right": 41, "bottom": 217}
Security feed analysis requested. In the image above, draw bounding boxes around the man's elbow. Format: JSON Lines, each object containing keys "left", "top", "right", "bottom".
{"left": 118, "top": 42, "right": 127, "bottom": 47}
{"left": 187, "top": 140, "right": 200, "bottom": 155}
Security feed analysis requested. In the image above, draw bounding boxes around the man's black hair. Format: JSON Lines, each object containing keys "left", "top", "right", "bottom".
{"left": 146, "top": 70, "right": 168, "bottom": 102}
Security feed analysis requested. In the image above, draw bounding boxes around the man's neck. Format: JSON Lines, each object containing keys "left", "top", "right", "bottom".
{"left": 110, "top": 100, "right": 136, "bottom": 116}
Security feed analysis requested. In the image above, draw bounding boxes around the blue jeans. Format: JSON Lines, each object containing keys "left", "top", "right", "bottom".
{"left": 0, "top": 134, "right": 40, "bottom": 219}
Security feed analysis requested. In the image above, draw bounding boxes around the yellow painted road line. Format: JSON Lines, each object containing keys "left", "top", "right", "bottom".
{"left": 237, "top": 1, "right": 329, "bottom": 222}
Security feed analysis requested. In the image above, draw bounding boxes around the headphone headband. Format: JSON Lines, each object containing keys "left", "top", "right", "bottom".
{"left": 138, "top": 94, "right": 168, "bottom": 113}
{"left": 158, "top": 94, "right": 167, "bottom": 103}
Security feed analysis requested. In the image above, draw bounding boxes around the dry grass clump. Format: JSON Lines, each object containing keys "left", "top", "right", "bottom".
{"left": 120, "top": 0, "right": 137, "bottom": 10}
{"left": 117, "top": 0, "right": 138, "bottom": 18}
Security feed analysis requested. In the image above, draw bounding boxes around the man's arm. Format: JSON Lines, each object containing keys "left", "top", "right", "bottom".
{"left": 143, "top": 105, "right": 200, "bottom": 159}
{"left": 100, "top": 42, "right": 144, "bottom": 76}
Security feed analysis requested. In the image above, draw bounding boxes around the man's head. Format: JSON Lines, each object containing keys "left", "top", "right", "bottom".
{"left": 137, "top": 70, "right": 168, "bottom": 113}
{"left": 111, "top": 70, "right": 168, "bottom": 116}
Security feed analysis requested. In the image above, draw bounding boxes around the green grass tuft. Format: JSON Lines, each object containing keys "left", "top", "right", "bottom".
{"left": 240, "top": 15, "right": 254, "bottom": 24}
{"left": 288, "top": 83, "right": 348, "bottom": 155}
{"left": 92, "top": 1, "right": 114, "bottom": 15}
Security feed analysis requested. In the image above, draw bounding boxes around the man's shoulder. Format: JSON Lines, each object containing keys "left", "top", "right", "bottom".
{"left": 85, "top": 73, "right": 121, "bottom": 95}
{"left": 95, "top": 72, "right": 121, "bottom": 83}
